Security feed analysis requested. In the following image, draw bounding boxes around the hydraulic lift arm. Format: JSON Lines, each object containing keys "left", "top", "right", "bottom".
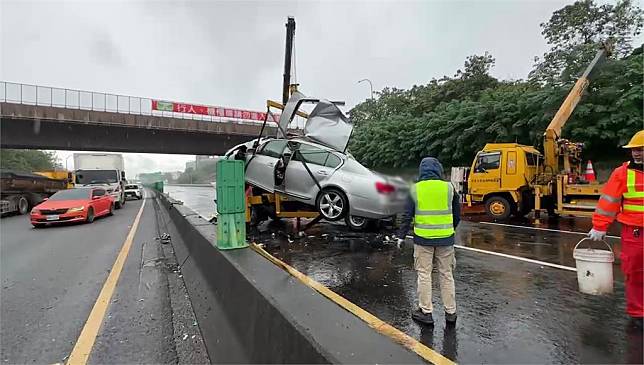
{"left": 543, "top": 43, "right": 612, "bottom": 173}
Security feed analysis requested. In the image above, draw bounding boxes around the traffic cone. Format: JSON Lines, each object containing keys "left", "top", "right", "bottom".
{"left": 584, "top": 160, "right": 596, "bottom": 182}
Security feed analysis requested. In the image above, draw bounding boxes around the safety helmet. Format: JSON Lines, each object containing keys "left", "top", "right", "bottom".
{"left": 623, "top": 130, "right": 644, "bottom": 149}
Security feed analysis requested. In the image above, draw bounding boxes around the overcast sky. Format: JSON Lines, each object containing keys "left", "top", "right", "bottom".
{"left": 1, "top": 0, "right": 627, "bottom": 177}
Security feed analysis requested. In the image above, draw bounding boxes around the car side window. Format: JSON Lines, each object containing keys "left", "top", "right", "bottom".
{"left": 325, "top": 153, "right": 342, "bottom": 168}
{"left": 295, "top": 144, "right": 328, "bottom": 166}
{"left": 92, "top": 189, "right": 106, "bottom": 197}
{"left": 259, "top": 140, "right": 287, "bottom": 158}
{"left": 474, "top": 152, "right": 501, "bottom": 172}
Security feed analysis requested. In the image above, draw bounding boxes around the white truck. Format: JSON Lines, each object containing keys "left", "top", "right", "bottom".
{"left": 73, "top": 153, "right": 127, "bottom": 209}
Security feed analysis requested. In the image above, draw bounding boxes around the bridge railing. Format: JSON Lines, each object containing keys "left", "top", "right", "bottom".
{"left": 0, "top": 81, "right": 272, "bottom": 126}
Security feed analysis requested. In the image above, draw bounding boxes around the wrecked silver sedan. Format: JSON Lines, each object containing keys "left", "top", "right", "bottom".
{"left": 225, "top": 92, "right": 408, "bottom": 229}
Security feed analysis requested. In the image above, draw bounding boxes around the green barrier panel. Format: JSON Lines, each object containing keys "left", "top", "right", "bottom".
{"left": 216, "top": 160, "right": 245, "bottom": 214}
{"left": 155, "top": 181, "right": 164, "bottom": 193}
{"left": 216, "top": 160, "right": 247, "bottom": 249}
{"left": 216, "top": 212, "right": 247, "bottom": 250}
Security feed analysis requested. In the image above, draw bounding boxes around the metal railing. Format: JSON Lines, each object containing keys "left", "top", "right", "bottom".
{"left": 0, "top": 81, "right": 267, "bottom": 126}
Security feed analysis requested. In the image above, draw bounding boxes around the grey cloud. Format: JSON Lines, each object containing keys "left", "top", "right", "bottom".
{"left": 89, "top": 31, "right": 126, "bottom": 68}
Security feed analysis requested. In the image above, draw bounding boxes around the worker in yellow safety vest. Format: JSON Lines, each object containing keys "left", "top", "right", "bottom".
{"left": 396, "top": 157, "right": 461, "bottom": 326}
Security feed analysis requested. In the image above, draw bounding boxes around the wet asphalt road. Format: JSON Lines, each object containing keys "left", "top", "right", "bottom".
{"left": 0, "top": 193, "right": 207, "bottom": 364}
{"left": 256, "top": 218, "right": 643, "bottom": 364}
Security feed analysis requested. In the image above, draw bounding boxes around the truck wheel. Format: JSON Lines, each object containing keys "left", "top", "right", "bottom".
{"left": 345, "top": 215, "right": 369, "bottom": 231}
{"left": 115, "top": 194, "right": 124, "bottom": 209}
{"left": 485, "top": 196, "right": 512, "bottom": 220}
{"left": 17, "top": 196, "right": 29, "bottom": 215}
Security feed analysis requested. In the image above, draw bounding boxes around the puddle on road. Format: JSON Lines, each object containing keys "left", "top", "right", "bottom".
{"left": 253, "top": 218, "right": 641, "bottom": 364}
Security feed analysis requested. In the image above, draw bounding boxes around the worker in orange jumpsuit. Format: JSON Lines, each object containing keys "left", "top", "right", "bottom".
{"left": 589, "top": 130, "right": 644, "bottom": 330}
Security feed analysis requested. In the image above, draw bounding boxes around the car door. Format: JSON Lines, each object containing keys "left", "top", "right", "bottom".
{"left": 92, "top": 188, "right": 109, "bottom": 214}
{"left": 284, "top": 142, "right": 340, "bottom": 201}
{"left": 245, "top": 139, "right": 288, "bottom": 192}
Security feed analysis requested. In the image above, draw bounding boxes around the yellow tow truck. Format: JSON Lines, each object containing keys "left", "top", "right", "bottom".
{"left": 466, "top": 43, "right": 612, "bottom": 220}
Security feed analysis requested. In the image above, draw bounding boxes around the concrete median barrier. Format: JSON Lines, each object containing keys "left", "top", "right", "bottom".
{"left": 156, "top": 192, "right": 425, "bottom": 364}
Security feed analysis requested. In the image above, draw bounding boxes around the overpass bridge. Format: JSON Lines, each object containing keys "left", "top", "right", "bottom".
{"left": 0, "top": 82, "right": 285, "bottom": 155}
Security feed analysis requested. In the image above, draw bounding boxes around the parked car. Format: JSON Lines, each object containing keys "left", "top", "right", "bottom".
{"left": 124, "top": 184, "right": 143, "bottom": 200}
{"left": 30, "top": 187, "right": 114, "bottom": 227}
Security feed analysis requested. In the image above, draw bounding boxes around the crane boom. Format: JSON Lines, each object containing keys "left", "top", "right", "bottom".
{"left": 543, "top": 43, "right": 612, "bottom": 172}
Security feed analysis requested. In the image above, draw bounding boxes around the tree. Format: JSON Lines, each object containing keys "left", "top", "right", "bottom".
{"left": 0, "top": 149, "right": 58, "bottom": 172}
{"left": 529, "top": 0, "right": 643, "bottom": 84}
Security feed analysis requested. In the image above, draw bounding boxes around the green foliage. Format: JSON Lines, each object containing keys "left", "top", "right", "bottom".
{"left": 0, "top": 149, "right": 58, "bottom": 172}
{"left": 348, "top": 1, "right": 643, "bottom": 170}
{"left": 529, "top": 0, "right": 642, "bottom": 84}
{"left": 349, "top": 50, "right": 642, "bottom": 168}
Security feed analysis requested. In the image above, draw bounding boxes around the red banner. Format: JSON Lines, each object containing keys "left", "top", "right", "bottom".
{"left": 151, "top": 100, "right": 279, "bottom": 123}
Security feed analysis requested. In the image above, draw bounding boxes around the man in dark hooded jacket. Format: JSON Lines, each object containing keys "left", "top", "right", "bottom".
{"left": 396, "top": 157, "right": 460, "bottom": 325}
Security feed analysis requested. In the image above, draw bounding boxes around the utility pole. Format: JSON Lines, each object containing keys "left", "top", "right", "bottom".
{"left": 358, "top": 79, "right": 374, "bottom": 100}
{"left": 282, "top": 17, "right": 296, "bottom": 105}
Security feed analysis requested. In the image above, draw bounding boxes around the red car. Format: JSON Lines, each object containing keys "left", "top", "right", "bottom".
{"left": 30, "top": 187, "right": 115, "bottom": 227}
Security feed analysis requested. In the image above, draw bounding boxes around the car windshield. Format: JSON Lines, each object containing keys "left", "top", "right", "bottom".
{"left": 76, "top": 170, "right": 118, "bottom": 184}
{"left": 125, "top": 185, "right": 139, "bottom": 189}
{"left": 48, "top": 189, "right": 91, "bottom": 201}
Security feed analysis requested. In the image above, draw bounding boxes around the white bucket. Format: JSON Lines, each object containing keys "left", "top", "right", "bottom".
{"left": 573, "top": 238, "right": 614, "bottom": 295}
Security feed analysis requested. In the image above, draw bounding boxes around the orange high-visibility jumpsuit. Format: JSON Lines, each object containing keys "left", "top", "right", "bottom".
{"left": 592, "top": 162, "right": 644, "bottom": 318}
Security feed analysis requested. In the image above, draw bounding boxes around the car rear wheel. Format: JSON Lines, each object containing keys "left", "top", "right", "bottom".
{"left": 32, "top": 223, "right": 45, "bottom": 228}
{"left": 17, "top": 196, "right": 29, "bottom": 215}
{"left": 86, "top": 208, "right": 95, "bottom": 223}
{"left": 108, "top": 203, "right": 114, "bottom": 216}
{"left": 316, "top": 188, "right": 348, "bottom": 221}
{"left": 345, "top": 215, "right": 369, "bottom": 231}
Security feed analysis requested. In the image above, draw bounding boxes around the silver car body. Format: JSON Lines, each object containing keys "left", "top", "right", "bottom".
{"left": 226, "top": 137, "right": 408, "bottom": 219}
{"left": 225, "top": 92, "right": 408, "bottom": 219}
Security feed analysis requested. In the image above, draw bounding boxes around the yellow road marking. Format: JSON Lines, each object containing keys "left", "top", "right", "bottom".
{"left": 67, "top": 199, "right": 146, "bottom": 365}
{"left": 250, "top": 243, "right": 455, "bottom": 365}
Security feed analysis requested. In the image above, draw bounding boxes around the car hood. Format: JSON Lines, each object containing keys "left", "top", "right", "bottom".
{"left": 36, "top": 199, "right": 88, "bottom": 210}
{"left": 278, "top": 92, "right": 353, "bottom": 152}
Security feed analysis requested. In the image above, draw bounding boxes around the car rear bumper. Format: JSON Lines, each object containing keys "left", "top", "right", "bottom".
{"left": 348, "top": 193, "right": 407, "bottom": 219}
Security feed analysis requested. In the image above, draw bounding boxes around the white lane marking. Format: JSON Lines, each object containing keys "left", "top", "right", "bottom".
{"left": 477, "top": 221, "right": 620, "bottom": 239}
{"left": 405, "top": 235, "right": 577, "bottom": 272}
{"left": 454, "top": 245, "right": 577, "bottom": 271}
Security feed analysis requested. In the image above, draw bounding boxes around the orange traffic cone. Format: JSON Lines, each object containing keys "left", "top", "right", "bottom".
{"left": 584, "top": 160, "right": 596, "bottom": 182}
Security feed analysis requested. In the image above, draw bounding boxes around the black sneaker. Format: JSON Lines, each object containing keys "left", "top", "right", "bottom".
{"left": 412, "top": 309, "right": 434, "bottom": 325}
{"left": 630, "top": 317, "right": 643, "bottom": 331}
{"left": 445, "top": 312, "right": 457, "bottom": 325}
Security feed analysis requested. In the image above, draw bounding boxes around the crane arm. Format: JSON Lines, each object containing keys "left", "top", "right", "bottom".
{"left": 543, "top": 43, "right": 612, "bottom": 171}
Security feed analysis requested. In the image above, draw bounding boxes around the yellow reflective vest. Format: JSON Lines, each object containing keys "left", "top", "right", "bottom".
{"left": 411, "top": 180, "right": 455, "bottom": 239}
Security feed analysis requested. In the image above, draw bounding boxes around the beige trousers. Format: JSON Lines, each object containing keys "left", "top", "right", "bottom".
{"left": 413, "top": 244, "right": 456, "bottom": 315}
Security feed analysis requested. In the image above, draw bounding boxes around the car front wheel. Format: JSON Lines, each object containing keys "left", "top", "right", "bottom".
{"left": 86, "top": 207, "right": 95, "bottom": 223}
{"left": 316, "top": 188, "right": 348, "bottom": 221}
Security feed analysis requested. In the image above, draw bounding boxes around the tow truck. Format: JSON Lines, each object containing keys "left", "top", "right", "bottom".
{"left": 464, "top": 43, "right": 613, "bottom": 220}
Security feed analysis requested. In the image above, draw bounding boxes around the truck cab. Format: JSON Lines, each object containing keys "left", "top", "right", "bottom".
{"left": 467, "top": 143, "right": 542, "bottom": 219}
{"left": 73, "top": 154, "right": 126, "bottom": 209}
